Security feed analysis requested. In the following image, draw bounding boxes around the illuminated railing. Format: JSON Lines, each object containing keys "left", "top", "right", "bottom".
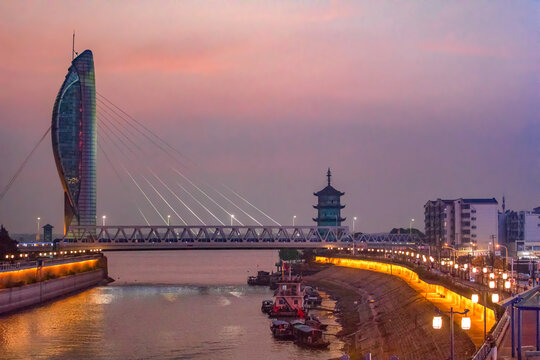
{"left": 315, "top": 256, "right": 496, "bottom": 348}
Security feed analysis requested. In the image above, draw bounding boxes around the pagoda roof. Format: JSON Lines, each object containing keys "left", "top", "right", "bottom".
{"left": 313, "top": 204, "right": 345, "bottom": 209}
{"left": 314, "top": 185, "right": 344, "bottom": 197}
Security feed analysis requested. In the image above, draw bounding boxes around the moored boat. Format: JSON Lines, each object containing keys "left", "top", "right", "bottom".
{"left": 270, "top": 320, "right": 294, "bottom": 340}
{"left": 269, "top": 277, "right": 305, "bottom": 318}
{"left": 247, "top": 271, "right": 271, "bottom": 286}
{"left": 292, "top": 324, "right": 330, "bottom": 349}
{"left": 304, "top": 314, "right": 328, "bottom": 330}
{"left": 261, "top": 299, "right": 273, "bottom": 314}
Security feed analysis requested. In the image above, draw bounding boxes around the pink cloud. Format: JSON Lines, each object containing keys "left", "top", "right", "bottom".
{"left": 420, "top": 37, "right": 508, "bottom": 58}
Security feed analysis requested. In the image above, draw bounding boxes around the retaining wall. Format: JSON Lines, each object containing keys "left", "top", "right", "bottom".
{"left": 316, "top": 256, "right": 496, "bottom": 347}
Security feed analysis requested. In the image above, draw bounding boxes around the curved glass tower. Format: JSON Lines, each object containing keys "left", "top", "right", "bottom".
{"left": 51, "top": 50, "right": 96, "bottom": 235}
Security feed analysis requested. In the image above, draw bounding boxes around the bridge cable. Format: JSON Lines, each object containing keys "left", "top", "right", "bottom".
{"left": 97, "top": 110, "right": 208, "bottom": 224}
{"left": 175, "top": 182, "right": 224, "bottom": 225}
{"left": 0, "top": 126, "right": 51, "bottom": 203}
{"left": 141, "top": 175, "right": 188, "bottom": 225}
{"left": 97, "top": 101, "right": 237, "bottom": 224}
{"left": 171, "top": 168, "right": 245, "bottom": 226}
{"left": 96, "top": 100, "right": 237, "bottom": 222}
{"left": 95, "top": 94, "right": 267, "bottom": 225}
{"left": 98, "top": 119, "right": 168, "bottom": 224}
{"left": 149, "top": 170, "right": 206, "bottom": 225}
{"left": 96, "top": 133, "right": 151, "bottom": 226}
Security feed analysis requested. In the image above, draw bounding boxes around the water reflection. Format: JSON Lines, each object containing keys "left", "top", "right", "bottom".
{"left": 0, "top": 251, "right": 345, "bottom": 359}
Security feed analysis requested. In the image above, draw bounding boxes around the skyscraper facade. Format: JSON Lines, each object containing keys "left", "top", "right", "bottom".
{"left": 51, "top": 50, "right": 96, "bottom": 235}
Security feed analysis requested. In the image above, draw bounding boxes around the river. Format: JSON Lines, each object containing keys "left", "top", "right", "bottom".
{"left": 0, "top": 250, "right": 345, "bottom": 359}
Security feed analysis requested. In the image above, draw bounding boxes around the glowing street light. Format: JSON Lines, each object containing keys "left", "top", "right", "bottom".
{"left": 102, "top": 215, "right": 106, "bottom": 226}
{"left": 293, "top": 215, "right": 296, "bottom": 227}
{"left": 461, "top": 316, "right": 471, "bottom": 330}
{"left": 410, "top": 218, "right": 415, "bottom": 235}
{"left": 353, "top": 216, "right": 357, "bottom": 233}
{"left": 167, "top": 215, "right": 171, "bottom": 226}
{"left": 432, "top": 316, "right": 442, "bottom": 329}
{"left": 433, "top": 308, "right": 470, "bottom": 360}
{"left": 36, "top": 217, "right": 41, "bottom": 241}
{"left": 230, "top": 214, "right": 235, "bottom": 226}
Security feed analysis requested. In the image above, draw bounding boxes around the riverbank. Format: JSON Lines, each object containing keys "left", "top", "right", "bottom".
{"left": 305, "top": 265, "right": 476, "bottom": 360}
{"left": 0, "top": 254, "right": 109, "bottom": 316}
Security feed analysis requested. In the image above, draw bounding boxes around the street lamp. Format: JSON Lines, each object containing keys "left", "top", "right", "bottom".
{"left": 496, "top": 244, "right": 513, "bottom": 280}
{"left": 102, "top": 215, "right": 106, "bottom": 226}
{"left": 410, "top": 218, "right": 415, "bottom": 235}
{"left": 230, "top": 214, "right": 235, "bottom": 226}
{"left": 293, "top": 215, "right": 296, "bottom": 227}
{"left": 353, "top": 216, "right": 357, "bottom": 233}
{"left": 442, "top": 244, "right": 457, "bottom": 266}
{"left": 167, "top": 215, "right": 171, "bottom": 226}
{"left": 36, "top": 217, "right": 41, "bottom": 241}
{"left": 472, "top": 291, "right": 499, "bottom": 340}
{"left": 433, "top": 307, "right": 470, "bottom": 360}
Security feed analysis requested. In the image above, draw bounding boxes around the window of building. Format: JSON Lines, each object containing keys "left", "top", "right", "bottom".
{"left": 471, "top": 209, "right": 476, "bottom": 213}
{"left": 472, "top": 226, "right": 476, "bottom": 229}
{"left": 471, "top": 217, "right": 476, "bottom": 221}
{"left": 471, "top": 234, "right": 476, "bottom": 238}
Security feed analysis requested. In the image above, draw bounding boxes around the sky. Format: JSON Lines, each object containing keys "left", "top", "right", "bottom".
{"left": 0, "top": 1, "right": 539, "bottom": 235}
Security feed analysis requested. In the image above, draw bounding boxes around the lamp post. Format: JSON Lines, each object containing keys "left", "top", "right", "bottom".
{"left": 472, "top": 290, "right": 499, "bottom": 340}
{"left": 353, "top": 217, "right": 357, "bottom": 233}
{"left": 410, "top": 218, "right": 415, "bottom": 235}
{"left": 167, "top": 215, "right": 171, "bottom": 226}
{"left": 496, "top": 243, "right": 510, "bottom": 273}
{"left": 442, "top": 244, "right": 457, "bottom": 270}
{"left": 293, "top": 215, "right": 296, "bottom": 227}
{"left": 433, "top": 307, "right": 471, "bottom": 360}
{"left": 36, "top": 217, "right": 40, "bottom": 241}
{"left": 102, "top": 215, "right": 106, "bottom": 226}
{"left": 230, "top": 214, "right": 235, "bottom": 226}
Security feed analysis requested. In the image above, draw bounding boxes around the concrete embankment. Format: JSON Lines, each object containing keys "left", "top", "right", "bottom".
{"left": 0, "top": 255, "right": 108, "bottom": 315}
{"left": 307, "top": 265, "right": 477, "bottom": 360}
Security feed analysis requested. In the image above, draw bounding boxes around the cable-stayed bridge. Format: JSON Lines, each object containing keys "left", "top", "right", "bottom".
{"left": 17, "top": 225, "right": 419, "bottom": 251}
{"left": 4, "top": 51, "right": 423, "bottom": 251}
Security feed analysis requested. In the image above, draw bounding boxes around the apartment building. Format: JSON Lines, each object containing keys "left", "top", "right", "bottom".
{"left": 424, "top": 198, "right": 498, "bottom": 250}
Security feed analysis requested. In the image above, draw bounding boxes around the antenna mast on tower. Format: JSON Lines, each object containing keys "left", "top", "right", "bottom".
{"left": 72, "top": 31, "right": 75, "bottom": 60}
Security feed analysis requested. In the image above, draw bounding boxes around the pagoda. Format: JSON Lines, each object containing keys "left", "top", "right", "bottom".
{"left": 313, "top": 168, "right": 345, "bottom": 226}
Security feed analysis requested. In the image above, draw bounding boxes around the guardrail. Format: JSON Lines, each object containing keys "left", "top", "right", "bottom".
{"left": 471, "top": 307, "right": 510, "bottom": 360}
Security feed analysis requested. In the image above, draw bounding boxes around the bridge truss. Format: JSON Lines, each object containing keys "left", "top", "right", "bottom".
{"left": 36, "top": 225, "right": 422, "bottom": 250}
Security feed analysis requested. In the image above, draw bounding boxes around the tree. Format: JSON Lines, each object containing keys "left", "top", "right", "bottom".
{"left": 0, "top": 225, "right": 18, "bottom": 258}
{"left": 279, "top": 248, "right": 300, "bottom": 261}
{"left": 390, "top": 227, "right": 425, "bottom": 237}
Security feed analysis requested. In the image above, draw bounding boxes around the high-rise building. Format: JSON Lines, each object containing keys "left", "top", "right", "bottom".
{"left": 500, "top": 207, "right": 540, "bottom": 257}
{"left": 51, "top": 50, "right": 96, "bottom": 235}
{"left": 313, "top": 169, "right": 345, "bottom": 226}
{"left": 424, "top": 198, "right": 498, "bottom": 250}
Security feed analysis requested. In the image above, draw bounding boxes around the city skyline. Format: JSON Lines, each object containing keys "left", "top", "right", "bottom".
{"left": 1, "top": 1, "right": 539, "bottom": 233}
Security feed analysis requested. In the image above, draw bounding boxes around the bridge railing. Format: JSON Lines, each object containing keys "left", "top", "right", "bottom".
{"left": 471, "top": 307, "right": 510, "bottom": 360}
{"left": 59, "top": 225, "right": 421, "bottom": 245}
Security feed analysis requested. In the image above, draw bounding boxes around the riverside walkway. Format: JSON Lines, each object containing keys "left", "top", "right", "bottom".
{"left": 316, "top": 256, "right": 496, "bottom": 348}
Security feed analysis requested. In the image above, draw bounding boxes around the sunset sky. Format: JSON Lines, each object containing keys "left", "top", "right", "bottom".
{"left": 0, "top": 1, "right": 538, "bottom": 234}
